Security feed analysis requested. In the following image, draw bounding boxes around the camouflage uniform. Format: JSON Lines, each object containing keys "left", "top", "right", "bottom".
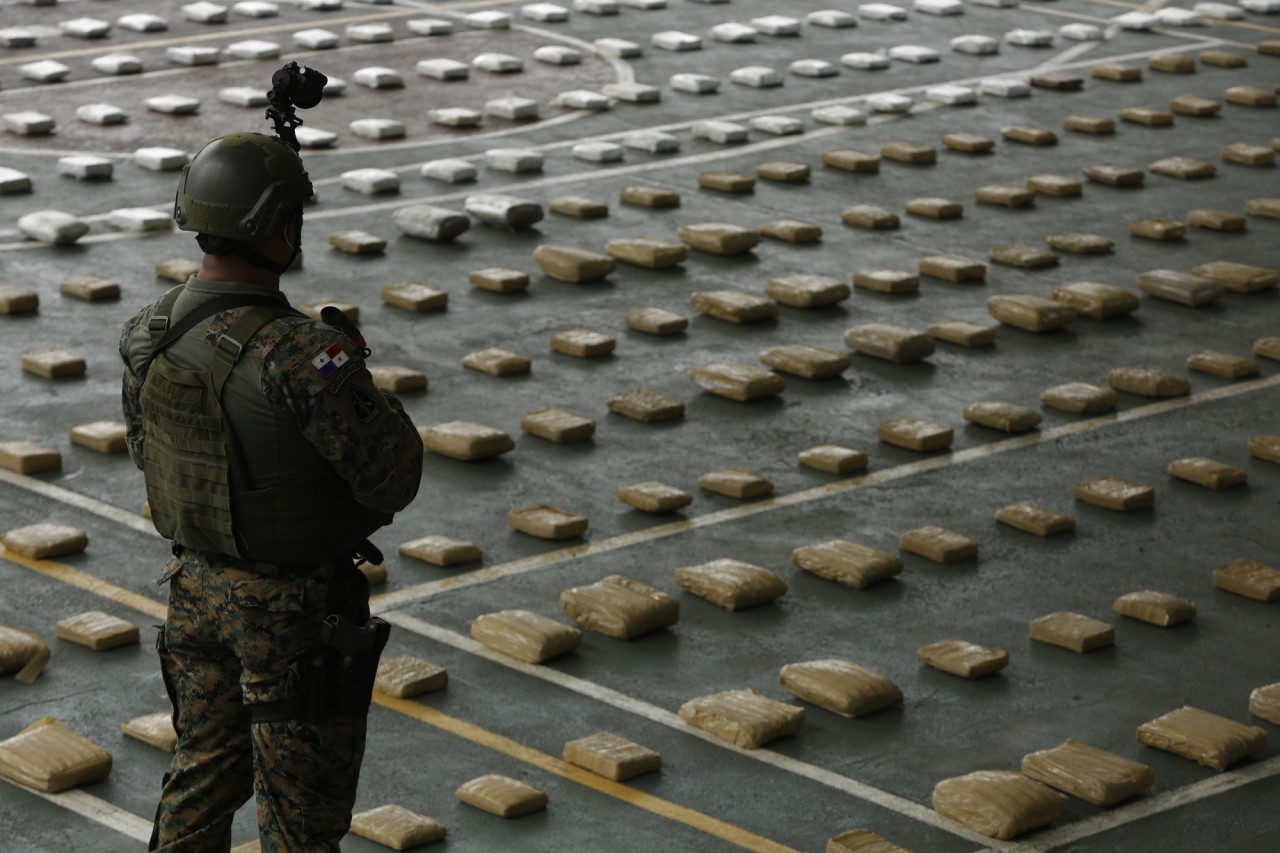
{"left": 120, "top": 276, "right": 422, "bottom": 852}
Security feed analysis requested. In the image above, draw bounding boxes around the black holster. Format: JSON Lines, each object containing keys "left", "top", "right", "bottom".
{"left": 300, "top": 613, "right": 391, "bottom": 722}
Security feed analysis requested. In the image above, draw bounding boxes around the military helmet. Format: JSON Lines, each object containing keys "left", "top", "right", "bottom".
{"left": 173, "top": 132, "right": 312, "bottom": 241}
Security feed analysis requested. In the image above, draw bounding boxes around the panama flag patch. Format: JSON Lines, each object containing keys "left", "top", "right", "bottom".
{"left": 311, "top": 342, "right": 349, "bottom": 378}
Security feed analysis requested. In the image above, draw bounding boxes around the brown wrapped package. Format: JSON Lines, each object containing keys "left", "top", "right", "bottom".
{"left": 22, "top": 349, "right": 86, "bottom": 379}
{"left": 121, "top": 712, "right": 178, "bottom": 753}
{"left": 842, "top": 205, "right": 899, "bottom": 229}
{"left": 1192, "top": 262, "right": 1277, "bottom": 292}
{"left": 2, "top": 523, "right": 87, "bottom": 559}
{"left": 375, "top": 655, "right": 447, "bottom": 698}
{"left": 1246, "top": 198, "right": 1280, "bottom": 219}
{"left": 1250, "top": 684, "right": 1280, "bottom": 725}
{"left": 1002, "top": 125, "right": 1057, "bottom": 145}
{"left": 674, "top": 559, "right": 787, "bottom": 610}
{"left": 765, "top": 219, "right": 820, "bottom": 242}
{"left": 1250, "top": 435, "right": 1280, "bottom": 463}
{"left": 1026, "top": 175, "right": 1082, "bottom": 196}
{"left": 1168, "top": 457, "right": 1246, "bottom": 489}
{"left": 757, "top": 162, "right": 810, "bottom": 182}
{"left": 932, "top": 770, "right": 1063, "bottom": 839}
{"left": 904, "top": 198, "right": 962, "bottom": 219}
{"left": 1222, "top": 143, "right": 1274, "bottom": 167}
{"left": 678, "top": 223, "right": 760, "bottom": 255}
{"left": 1150, "top": 157, "right": 1215, "bottom": 179}
{"left": 456, "top": 774, "right": 547, "bottom": 817}
{"left": 928, "top": 321, "right": 995, "bottom": 347}
{"left": 942, "top": 132, "right": 994, "bottom": 152}
{"left": 381, "top": 283, "right": 447, "bottom": 312}
{"left": 1021, "top": 739, "right": 1154, "bottom": 806}
{"left": 550, "top": 328, "right": 615, "bottom": 358}
{"left": 698, "top": 171, "right": 755, "bottom": 192}
{"left": 350, "top": 804, "right": 446, "bottom": 849}
{"left": 60, "top": 274, "right": 119, "bottom": 301}
{"left": 559, "top": 575, "right": 679, "bottom": 639}
{"left": 1169, "top": 95, "right": 1221, "bottom": 116}
{"left": 1031, "top": 72, "right": 1083, "bottom": 90}
{"left": 1050, "top": 283, "right": 1139, "bottom": 320}
{"left": 0, "top": 625, "right": 50, "bottom": 683}
{"left": 691, "top": 290, "right": 779, "bottom": 323}
{"left": 1130, "top": 219, "right": 1186, "bottom": 241}
{"left": 996, "top": 504, "right": 1075, "bottom": 536}
{"left": 521, "top": 409, "right": 595, "bottom": 442}
{"left": 1114, "top": 590, "right": 1196, "bottom": 626}
{"left": 470, "top": 610, "right": 581, "bottom": 663}
{"left": 1092, "top": 63, "right": 1142, "bottom": 81}
{"left": 852, "top": 269, "right": 919, "bottom": 294}
{"left": 822, "top": 149, "right": 880, "bottom": 172}
{"left": 0, "top": 285, "right": 39, "bottom": 315}
{"left": 549, "top": 196, "right": 608, "bottom": 218}
{"left": 626, "top": 308, "right": 687, "bottom": 335}
{"left": 689, "top": 363, "right": 784, "bottom": 401}
{"left": 155, "top": 257, "right": 200, "bottom": 283}
{"left": 1030, "top": 612, "right": 1115, "bottom": 652}
{"left": 780, "top": 659, "right": 902, "bottom": 718}
{"left": 533, "top": 245, "right": 616, "bottom": 282}
{"left": 975, "top": 184, "right": 1034, "bottom": 207}
{"left": 881, "top": 142, "right": 936, "bottom": 163}
{"left": 1225, "top": 86, "right": 1276, "bottom": 107}
{"left": 508, "top": 505, "right": 588, "bottom": 539}
{"left": 419, "top": 422, "right": 513, "bottom": 461}
{"left": 618, "top": 482, "right": 692, "bottom": 513}
{"left": 463, "top": 348, "right": 530, "bottom": 375}
{"left": 56, "top": 611, "right": 139, "bottom": 651}
{"left": 620, "top": 186, "right": 680, "bottom": 207}
{"left": 1041, "top": 383, "right": 1117, "bottom": 414}
{"left": 989, "top": 245, "right": 1059, "bottom": 268}
{"left": 899, "top": 527, "right": 978, "bottom": 563}
{"left": 765, "top": 275, "right": 850, "bottom": 307}
{"left": 792, "top": 540, "right": 902, "bottom": 589}
{"left": 69, "top": 421, "right": 128, "bottom": 454}
{"left": 919, "top": 256, "right": 985, "bottom": 281}
{"left": 760, "top": 345, "right": 850, "bottom": 380}
{"left": 1186, "top": 350, "right": 1258, "bottom": 378}
{"left": 0, "top": 716, "right": 112, "bottom": 792}
{"left": 328, "top": 230, "right": 386, "bottom": 254}
{"left": 700, "top": 469, "right": 773, "bottom": 499}
{"left": 1047, "top": 233, "right": 1114, "bottom": 254}
{"left": 877, "top": 418, "right": 953, "bottom": 452}
{"left": 1199, "top": 49, "right": 1245, "bottom": 67}
{"left": 1083, "top": 164, "right": 1144, "bottom": 186}
{"left": 607, "top": 389, "right": 684, "bottom": 422}
{"left": 987, "top": 295, "right": 1076, "bottom": 332}
{"left": 1212, "top": 558, "right": 1280, "bottom": 601}
{"left": 843, "top": 324, "right": 934, "bottom": 363}
{"left": 917, "top": 639, "right": 1007, "bottom": 678}
{"left": 469, "top": 268, "right": 529, "bottom": 293}
{"left": 369, "top": 366, "right": 427, "bottom": 393}
{"left": 563, "top": 732, "right": 660, "bottom": 781}
{"left": 1136, "top": 706, "right": 1267, "bottom": 770}
{"left": 827, "top": 828, "right": 913, "bottom": 852}
{"left": 799, "top": 445, "right": 868, "bottom": 475}
{"left": 399, "top": 535, "right": 482, "bottom": 566}
{"left": 678, "top": 688, "right": 804, "bottom": 748}
{"left": 964, "top": 401, "right": 1041, "bottom": 433}
{"left": 1064, "top": 115, "right": 1114, "bottom": 134}
{"left": 1150, "top": 53, "right": 1195, "bottom": 72}
{"left": 1108, "top": 366, "right": 1190, "bottom": 397}
{"left": 1074, "top": 475, "right": 1154, "bottom": 511}
{"left": 606, "top": 238, "right": 687, "bottom": 269}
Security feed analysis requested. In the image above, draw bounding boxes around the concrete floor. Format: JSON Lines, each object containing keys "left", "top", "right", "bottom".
{"left": 2, "top": 0, "right": 1279, "bottom": 850}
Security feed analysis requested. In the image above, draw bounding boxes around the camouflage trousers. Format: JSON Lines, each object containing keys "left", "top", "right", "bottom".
{"left": 151, "top": 551, "right": 367, "bottom": 853}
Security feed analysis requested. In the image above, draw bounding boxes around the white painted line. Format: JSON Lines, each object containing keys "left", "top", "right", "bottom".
{"left": 379, "top": 610, "right": 1014, "bottom": 850}
{"left": 0, "top": 778, "right": 153, "bottom": 843}
{"left": 372, "top": 374, "right": 1280, "bottom": 613}
{"left": 0, "top": 468, "right": 162, "bottom": 539}
{"left": 1033, "top": 40, "right": 1102, "bottom": 72}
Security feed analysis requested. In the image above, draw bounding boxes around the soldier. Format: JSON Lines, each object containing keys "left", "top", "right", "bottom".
{"left": 119, "top": 128, "right": 423, "bottom": 851}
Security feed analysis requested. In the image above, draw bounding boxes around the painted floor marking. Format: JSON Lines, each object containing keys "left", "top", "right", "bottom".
{"left": 0, "top": 467, "right": 162, "bottom": 539}
{"left": 380, "top": 611, "right": 1011, "bottom": 849}
{"left": 0, "top": 777, "right": 153, "bottom": 844}
{"left": 372, "top": 374, "right": 1280, "bottom": 612}
{"left": 0, "top": 548, "right": 168, "bottom": 621}
{"left": 375, "top": 692, "right": 804, "bottom": 853}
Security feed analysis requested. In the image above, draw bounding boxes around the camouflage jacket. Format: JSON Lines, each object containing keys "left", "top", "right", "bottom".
{"left": 119, "top": 276, "right": 422, "bottom": 563}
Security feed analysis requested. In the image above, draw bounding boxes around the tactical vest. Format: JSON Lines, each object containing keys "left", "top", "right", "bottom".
{"left": 139, "top": 287, "right": 389, "bottom": 564}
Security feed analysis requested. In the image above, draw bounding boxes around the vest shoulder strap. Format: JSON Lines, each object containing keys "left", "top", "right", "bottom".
{"left": 210, "top": 304, "right": 298, "bottom": 399}
{"left": 145, "top": 286, "right": 185, "bottom": 352}
{"left": 142, "top": 293, "right": 298, "bottom": 378}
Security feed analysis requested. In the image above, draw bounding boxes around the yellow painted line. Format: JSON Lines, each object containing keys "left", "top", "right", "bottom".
{"left": 0, "top": 0, "right": 532, "bottom": 67}
{"left": 0, "top": 548, "right": 167, "bottom": 621}
{"left": 373, "top": 693, "right": 802, "bottom": 853}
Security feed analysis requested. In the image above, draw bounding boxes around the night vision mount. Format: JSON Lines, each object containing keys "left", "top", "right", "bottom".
{"left": 265, "top": 61, "right": 328, "bottom": 152}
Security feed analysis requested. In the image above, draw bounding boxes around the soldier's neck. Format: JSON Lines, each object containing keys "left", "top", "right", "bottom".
{"left": 199, "top": 253, "right": 282, "bottom": 289}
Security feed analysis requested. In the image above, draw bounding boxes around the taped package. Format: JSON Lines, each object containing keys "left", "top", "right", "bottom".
{"left": 350, "top": 804, "right": 446, "bottom": 849}
{"left": 563, "top": 732, "right": 661, "bottom": 781}
{"left": 899, "top": 527, "right": 977, "bottom": 563}
{"left": 995, "top": 504, "right": 1075, "bottom": 536}
{"left": 1, "top": 523, "right": 87, "bottom": 559}
{"left": 1213, "top": 558, "right": 1280, "bottom": 601}
{"left": 0, "top": 625, "right": 50, "bottom": 682}
{"left": 121, "top": 712, "right": 178, "bottom": 753}
{"left": 1250, "top": 684, "right": 1280, "bottom": 725}
{"left": 932, "top": 770, "right": 1063, "bottom": 839}
{"left": 375, "top": 655, "right": 447, "bottom": 698}
{"left": 1021, "top": 739, "right": 1154, "bottom": 806}
{"left": 827, "top": 828, "right": 913, "bottom": 852}
{"left": 1136, "top": 706, "right": 1267, "bottom": 770}
{"left": 0, "top": 716, "right": 112, "bottom": 792}
{"left": 1113, "top": 591, "right": 1196, "bottom": 626}
{"left": 674, "top": 559, "right": 787, "bottom": 610}
{"left": 792, "top": 540, "right": 903, "bottom": 589}
{"left": 678, "top": 688, "right": 804, "bottom": 748}
{"left": 1030, "top": 612, "right": 1114, "bottom": 652}
{"left": 456, "top": 774, "right": 547, "bottom": 818}
{"left": 470, "top": 610, "right": 581, "bottom": 664}
{"left": 779, "top": 659, "right": 903, "bottom": 718}
{"left": 559, "top": 575, "right": 679, "bottom": 639}
{"left": 56, "top": 611, "right": 139, "bottom": 651}
{"left": 917, "top": 639, "right": 1008, "bottom": 678}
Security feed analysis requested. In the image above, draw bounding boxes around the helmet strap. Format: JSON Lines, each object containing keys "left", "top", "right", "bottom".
{"left": 231, "top": 243, "right": 291, "bottom": 277}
